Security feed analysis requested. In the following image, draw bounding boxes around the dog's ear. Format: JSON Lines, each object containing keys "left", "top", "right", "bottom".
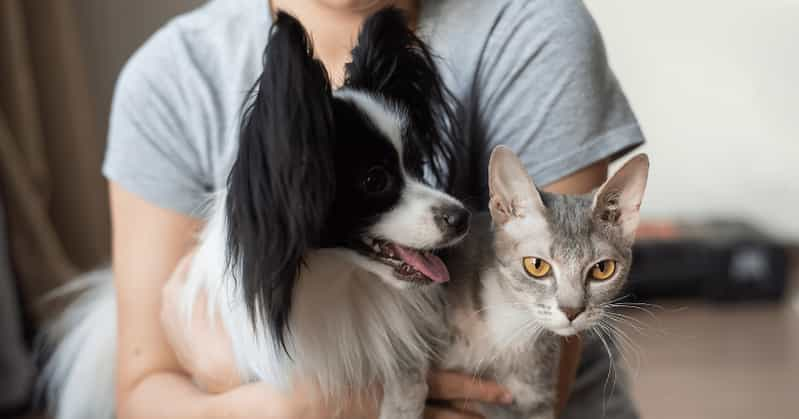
{"left": 226, "top": 11, "right": 335, "bottom": 352}
{"left": 345, "top": 7, "right": 462, "bottom": 193}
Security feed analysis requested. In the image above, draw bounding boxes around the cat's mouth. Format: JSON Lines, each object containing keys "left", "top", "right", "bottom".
{"left": 354, "top": 237, "right": 450, "bottom": 284}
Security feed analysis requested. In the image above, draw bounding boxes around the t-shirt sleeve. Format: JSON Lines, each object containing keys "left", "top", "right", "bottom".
{"left": 102, "top": 25, "right": 211, "bottom": 216}
{"left": 475, "top": 0, "right": 644, "bottom": 188}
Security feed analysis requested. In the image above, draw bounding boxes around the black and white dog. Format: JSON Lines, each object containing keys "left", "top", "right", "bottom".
{"left": 42, "top": 8, "right": 469, "bottom": 419}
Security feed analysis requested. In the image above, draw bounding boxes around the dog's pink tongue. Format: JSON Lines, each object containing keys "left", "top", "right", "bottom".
{"left": 391, "top": 245, "right": 450, "bottom": 283}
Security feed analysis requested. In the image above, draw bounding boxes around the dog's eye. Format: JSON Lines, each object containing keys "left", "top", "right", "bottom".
{"left": 362, "top": 166, "right": 392, "bottom": 194}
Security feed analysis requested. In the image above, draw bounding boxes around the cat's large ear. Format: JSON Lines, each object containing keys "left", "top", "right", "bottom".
{"left": 225, "top": 11, "right": 336, "bottom": 352}
{"left": 488, "top": 146, "right": 546, "bottom": 225}
{"left": 592, "top": 154, "right": 650, "bottom": 244}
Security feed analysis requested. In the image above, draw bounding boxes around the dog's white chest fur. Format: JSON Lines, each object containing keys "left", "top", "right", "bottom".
{"left": 283, "top": 250, "right": 447, "bottom": 393}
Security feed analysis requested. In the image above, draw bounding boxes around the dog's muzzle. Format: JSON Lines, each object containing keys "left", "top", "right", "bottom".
{"left": 433, "top": 205, "right": 470, "bottom": 241}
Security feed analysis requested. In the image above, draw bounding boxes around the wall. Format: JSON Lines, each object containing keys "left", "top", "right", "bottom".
{"left": 585, "top": 0, "right": 799, "bottom": 240}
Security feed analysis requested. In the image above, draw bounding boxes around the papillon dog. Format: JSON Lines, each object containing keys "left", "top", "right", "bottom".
{"left": 42, "top": 8, "right": 470, "bottom": 419}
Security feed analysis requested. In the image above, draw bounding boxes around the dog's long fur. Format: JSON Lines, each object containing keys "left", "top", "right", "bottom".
{"left": 38, "top": 271, "right": 117, "bottom": 419}
{"left": 181, "top": 197, "right": 449, "bottom": 393}
{"left": 41, "top": 8, "right": 468, "bottom": 419}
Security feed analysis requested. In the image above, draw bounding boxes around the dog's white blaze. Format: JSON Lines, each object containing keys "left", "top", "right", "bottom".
{"left": 370, "top": 180, "right": 462, "bottom": 249}
{"left": 334, "top": 89, "right": 405, "bottom": 152}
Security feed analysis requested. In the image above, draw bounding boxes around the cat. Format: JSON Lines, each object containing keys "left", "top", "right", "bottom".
{"left": 439, "top": 146, "right": 649, "bottom": 419}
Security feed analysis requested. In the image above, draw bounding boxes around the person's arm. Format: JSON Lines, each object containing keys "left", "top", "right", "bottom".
{"left": 111, "top": 181, "right": 205, "bottom": 419}
{"left": 541, "top": 160, "right": 609, "bottom": 415}
{"left": 113, "top": 183, "right": 350, "bottom": 419}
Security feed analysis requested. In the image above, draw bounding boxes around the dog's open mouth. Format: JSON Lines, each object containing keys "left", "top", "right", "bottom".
{"left": 357, "top": 237, "right": 450, "bottom": 284}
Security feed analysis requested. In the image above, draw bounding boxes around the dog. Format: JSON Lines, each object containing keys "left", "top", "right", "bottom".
{"left": 41, "top": 8, "right": 469, "bottom": 419}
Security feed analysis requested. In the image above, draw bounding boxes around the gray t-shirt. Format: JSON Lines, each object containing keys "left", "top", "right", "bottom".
{"left": 103, "top": 0, "right": 643, "bottom": 417}
{"left": 103, "top": 0, "right": 643, "bottom": 216}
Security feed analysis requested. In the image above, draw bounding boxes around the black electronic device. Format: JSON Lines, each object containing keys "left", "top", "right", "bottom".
{"left": 625, "top": 220, "right": 789, "bottom": 302}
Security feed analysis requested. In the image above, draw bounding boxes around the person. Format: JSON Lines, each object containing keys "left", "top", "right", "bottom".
{"left": 106, "top": 0, "right": 644, "bottom": 418}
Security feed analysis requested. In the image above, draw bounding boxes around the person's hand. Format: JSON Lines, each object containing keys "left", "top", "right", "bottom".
{"left": 161, "top": 251, "right": 242, "bottom": 393}
{"left": 425, "top": 370, "right": 514, "bottom": 419}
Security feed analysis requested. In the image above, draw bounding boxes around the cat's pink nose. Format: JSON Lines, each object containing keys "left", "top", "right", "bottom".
{"left": 560, "top": 306, "right": 584, "bottom": 321}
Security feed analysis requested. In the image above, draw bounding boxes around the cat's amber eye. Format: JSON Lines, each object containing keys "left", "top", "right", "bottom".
{"left": 523, "top": 257, "right": 551, "bottom": 278}
{"left": 590, "top": 260, "right": 616, "bottom": 281}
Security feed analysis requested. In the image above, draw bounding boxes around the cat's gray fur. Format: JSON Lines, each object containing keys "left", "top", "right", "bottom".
{"left": 440, "top": 147, "right": 649, "bottom": 419}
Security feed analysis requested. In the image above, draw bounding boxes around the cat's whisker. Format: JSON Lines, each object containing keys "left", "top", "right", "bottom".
{"left": 596, "top": 322, "right": 628, "bottom": 369}
{"left": 599, "top": 319, "right": 642, "bottom": 378}
{"left": 600, "top": 311, "right": 646, "bottom": 334}
{"left": 607, "top": 294, "right": 633, "bottom": 305}
{"left": 607, "top": 301, "right": 664, "bottom": 311}
{"left": 622, "top": 301, "right": 663, "bottom": 309}
{"left": 591, "top": 327, "right": 618, "bottom": 413}
{"left": 602, "top": 304, "right": 675, "bottom": 340}
{"left": 602, "top": 309, "right": 648, "bottom": 328}
{"left": 473, "top": 301, "right": 530, "bottom": 315}
{"left": 517, "top": 323, "right": 545, "bottom": 349}
{"left": 605, "top": 302, "right": 660, "bottom": 319}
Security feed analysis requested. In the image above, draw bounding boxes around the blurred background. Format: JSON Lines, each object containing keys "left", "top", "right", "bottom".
{"left": 0, "top": 1, "right": 797, "bottom": 418}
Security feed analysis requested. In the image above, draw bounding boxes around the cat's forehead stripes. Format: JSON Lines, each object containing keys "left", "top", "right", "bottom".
{"left": 541, "top": 193, "right": 597, "bottom": 262}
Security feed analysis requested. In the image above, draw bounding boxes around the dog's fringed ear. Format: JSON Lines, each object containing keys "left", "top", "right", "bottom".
{"left": 344, "top": 7, "right": 462, "bottom": 193}
{"left": 226, "top": 11, "right": 335, "bottom": 353}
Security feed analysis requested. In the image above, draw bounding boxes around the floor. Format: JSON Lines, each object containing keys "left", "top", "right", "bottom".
{"left": 624, "top": 252, "right": 799, "bottom": 419}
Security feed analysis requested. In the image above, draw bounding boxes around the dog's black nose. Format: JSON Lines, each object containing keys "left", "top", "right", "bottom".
{"left": 434, "top": 205, "right": 470, "bottom": 237}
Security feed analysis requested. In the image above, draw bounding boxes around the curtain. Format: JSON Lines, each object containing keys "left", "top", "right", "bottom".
{"left": 0, "top": 1, "right": 110, "bottom": 327}
{"left": 0, "top": 196, "right": 33, "bottom": 413}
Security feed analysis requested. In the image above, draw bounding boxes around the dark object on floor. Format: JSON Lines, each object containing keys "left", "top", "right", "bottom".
{"left": 626, "top": 220, "right": 789, "bottom": 302}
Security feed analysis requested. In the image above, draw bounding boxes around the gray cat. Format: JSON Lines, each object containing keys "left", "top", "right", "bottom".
{"left": 440, "top": 146, "right": 649, "bottom": 419}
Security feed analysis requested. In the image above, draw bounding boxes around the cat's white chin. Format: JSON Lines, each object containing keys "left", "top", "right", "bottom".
{"left": 550, "top": 326, "right": 579, "bottom": 337}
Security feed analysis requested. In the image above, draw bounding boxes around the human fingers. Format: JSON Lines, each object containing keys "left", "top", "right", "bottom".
{"left": 427, "top": 370, "right": 513, "bottom": 405}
